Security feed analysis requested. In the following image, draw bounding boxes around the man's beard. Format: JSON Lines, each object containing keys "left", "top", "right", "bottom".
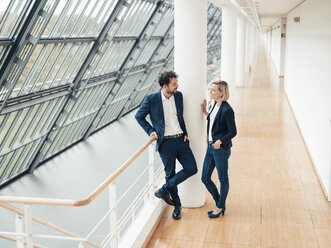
{"left": 167, "top": 88, "right": 177, "bottom": 95}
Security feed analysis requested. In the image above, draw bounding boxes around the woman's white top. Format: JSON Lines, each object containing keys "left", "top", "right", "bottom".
{"left": 208, "top": 103, "right": 220, "bottom": 142}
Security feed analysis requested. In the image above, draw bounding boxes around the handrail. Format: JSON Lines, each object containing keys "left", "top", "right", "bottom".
{"left": 0, "top": 203, "right": 100, "bottom": 248}
{"left": 0, "top": 137, "right": 156, "bottom": 206}
{"left": 0, "top": 235, "right": 43, "bottom": 248}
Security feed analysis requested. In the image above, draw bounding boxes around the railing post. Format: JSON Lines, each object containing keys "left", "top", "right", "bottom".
{"left": 15, "top": 214, "right": 24, "bottom": 248}
{"left": 24, "top": 205, "right": 33, "bottom": 248}
{"left": 148, "top": 142, "right": 156, "bottom": 204}
{"left": 109, "top": 182, "right": 118, "bottom": 248}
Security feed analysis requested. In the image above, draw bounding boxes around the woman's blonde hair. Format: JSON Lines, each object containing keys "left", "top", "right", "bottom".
{"left": 212, "top": 80, "right": 229, "bottom": 101}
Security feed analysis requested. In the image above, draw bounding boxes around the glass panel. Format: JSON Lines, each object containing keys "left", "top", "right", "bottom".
{"left": 0, "top": 97, "right": 64, "bottom": 182}
{"left": 116, "top": 1, "right": 155, "bottom": 37}
{"left": 0, "top": 152, "right": 14, "bottom": 182}
{"left": 0, "top": 0, "right": 181, "bottom": 186}
{"left": 46, "top": 127, "right": 67, "bottom": 157}
{"left": 43, "top": 116, "right": 92, "bottom": 159}
{"left": 1, "top": 146, "right": 24, "bottom": 181}
{"left": 89, "top": 39, "right": 135, "bottom": 79}
{"left": 65, "top": 83, "right": 112, "bottom": 124}
{"left": 0, "top": 111, "right": 19, "bottom": 151}
{"left": 0, "top": 0, "right": 32, "bottom": 38}
{"left": 129, "top": 87, "right": 150, "bottom": 110}
{"left": 155, "top": 38, "right": 173, "bottom": 61}
{"left": 87, "top": 0, "right": 117, "bottom": 37}
{"left": 11, "top": 42, "right": 93, "bottom": 99}
{"left": 10, "top": 142, "right": 35, "bottom": 177}
{"left": 42, "top": 0, "right": 117, "bottom": 38}
{"left": 135, "top": 39, "right": 159, "bottom": 66}
{"left": 98, "top": 99, "right": 127, "bottom": 128}
{"left": 141, "top": 65, "right": 163, "bottom": 89}
{"left": 152, "top": 8, "right": 174, "bottom": 36}
{"left": 207, "top": 6, "right": 222, "bottom": 66}
{"left": 113, "top": 72, "right": 143, "bottom": 102}
{"left": 0, "top": 45, "right": 10, "bottom": 68}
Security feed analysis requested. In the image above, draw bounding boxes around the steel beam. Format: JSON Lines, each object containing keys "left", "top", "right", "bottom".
{"left": 117, "top": 19, "right": 174, "bottom": 119}
{"left": 82, "top": 0, "right": 166, "bottom": 139}
{"left": 27, "top": 0, "right": 132, "bottom": 172}
{"left": 0, "top": 0, "right": 59, "bottom": 113}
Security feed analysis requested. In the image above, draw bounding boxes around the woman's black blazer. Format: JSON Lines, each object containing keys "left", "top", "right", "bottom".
{"left": 207, "top": 101, "right": 237, "bottom": 149}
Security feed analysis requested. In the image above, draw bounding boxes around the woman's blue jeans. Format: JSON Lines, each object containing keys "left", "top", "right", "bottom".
{"left": 201, "top": 142, "right": 231, "bottom": 209}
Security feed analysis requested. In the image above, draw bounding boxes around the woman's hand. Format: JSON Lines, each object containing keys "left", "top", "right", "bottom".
{"left": 201, "top": 99, "right": 209, "bottom": 116}
{"left": 212, "top": 139, "right": 222, "bottom": 149}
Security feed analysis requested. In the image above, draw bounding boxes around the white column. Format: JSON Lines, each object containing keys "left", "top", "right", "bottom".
{"left": 244, "top": 22, "right": 251, "bottom": 73}
{"left": 221, "top": 5, "right": 237, "bottom": 100}
{"left": 329, "top": 155, "right": 331, "bottom": 201}
{"left": 236, "top": 15, "right": 246, "bottom": 86}
{"left": 329, "top": 136, "right": 331, "bottom": 201}
{"left": 255, "top": 27, "right": 260, "bottom": 52}
{"left": 265, "top": 28, "right": 270, "bottom": 56}
{"left": 250, "top": 25, "right": 256, "bottom": 61}
{"left": 174, "top": 0, "right": 206, "bottom": 207}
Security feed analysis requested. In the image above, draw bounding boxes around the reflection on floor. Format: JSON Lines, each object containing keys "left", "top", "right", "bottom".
{"left": 146, "top": 47, "right": 331, "bottom": 248}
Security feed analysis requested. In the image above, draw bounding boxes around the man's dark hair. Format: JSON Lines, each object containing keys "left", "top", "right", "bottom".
{"left": 158, "top": 71, "right": 178, "bottom": 87}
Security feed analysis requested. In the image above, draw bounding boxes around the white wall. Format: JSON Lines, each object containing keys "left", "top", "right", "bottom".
{"left": 270, "top": 20, "right": 281, "bottom": 74}
{"left": 279, "top": 18, "right": 287, "bottom": 75}
{"left": 284, "top": 0, "right": 331, "bottom": 200}
{"left": 267, "top": 18, "right": 286, "bottom": 76}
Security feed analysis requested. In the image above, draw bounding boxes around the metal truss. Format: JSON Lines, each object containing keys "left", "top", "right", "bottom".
{"left": 0, "top": 0, "right": 222, "bottom": 187}
{"left": 0, "top": 0, "right": 59, "bottom": 114}
{"left": 27, "top": 0, "right": 133, "bottom": 172}
{"left": 116, "top": 20, "right": 174, "bottom": 119}
{"left": 82, "top": 0, "right": 167, "bottom": 138}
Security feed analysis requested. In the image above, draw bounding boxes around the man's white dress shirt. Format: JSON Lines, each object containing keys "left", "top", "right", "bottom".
{"left": 161, "top": 92, "right": 183, "bottom": 136}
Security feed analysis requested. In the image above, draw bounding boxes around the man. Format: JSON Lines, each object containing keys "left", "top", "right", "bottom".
{"left": 135, "top": 71, "right": 197, "bottom": 220}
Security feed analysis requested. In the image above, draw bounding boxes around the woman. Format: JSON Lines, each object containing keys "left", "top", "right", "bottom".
{"left": 201, "top": 80, "right": 237, "bottom": 218}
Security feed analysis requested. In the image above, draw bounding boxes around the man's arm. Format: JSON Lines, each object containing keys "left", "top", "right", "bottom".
{"left": 178, "top": 92, "right": 188, "bottom": 139}
{"left": 135, "top": 96, "right": 156, "bottom": 136}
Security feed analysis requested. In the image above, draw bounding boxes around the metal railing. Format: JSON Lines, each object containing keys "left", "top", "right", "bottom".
{"left": 0, "top": 137, "right": 163, "bottom": 248}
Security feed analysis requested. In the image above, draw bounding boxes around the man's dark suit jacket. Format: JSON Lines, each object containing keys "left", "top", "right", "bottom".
{"left": 207, "top": 101, "right": 237, "bottom": 149}
{"left": 135, "top": 91, "right": 188, "bottom": 151}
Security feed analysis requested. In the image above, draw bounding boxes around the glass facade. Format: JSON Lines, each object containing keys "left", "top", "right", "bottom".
{"left": 0, "top": 0, "right": 222, "bottom": 187}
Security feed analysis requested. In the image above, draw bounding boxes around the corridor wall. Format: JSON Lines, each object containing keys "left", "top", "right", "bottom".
{"left": 284, "top": 0, "right": 331, "bottom": 200}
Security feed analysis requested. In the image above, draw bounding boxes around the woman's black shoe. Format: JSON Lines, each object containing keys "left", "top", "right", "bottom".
{"left": 208, "top": 209, "right": 225, "bottom": 218}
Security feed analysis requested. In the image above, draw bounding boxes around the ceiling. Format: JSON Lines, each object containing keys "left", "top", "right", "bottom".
{"left": 257, "top": 0, "right": 304, "bottom": 28}
{"left": 210, "top": 0, "right": 305, "bottom": 31}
